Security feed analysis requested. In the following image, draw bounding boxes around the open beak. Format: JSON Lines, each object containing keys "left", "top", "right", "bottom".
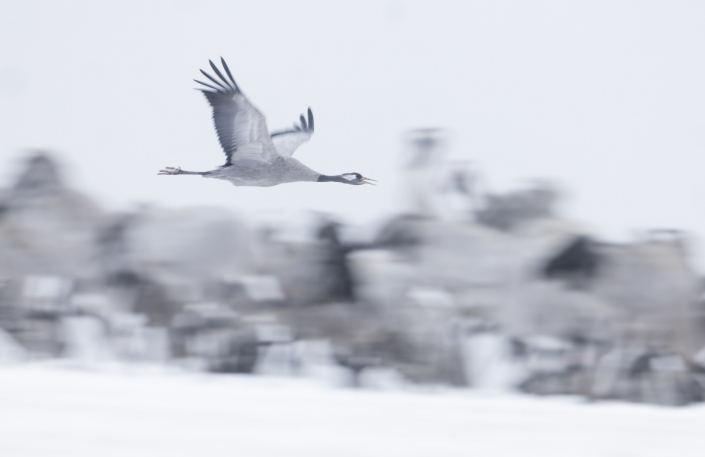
{"left": 361, "top": 177, "right": 377, "bottom": 186}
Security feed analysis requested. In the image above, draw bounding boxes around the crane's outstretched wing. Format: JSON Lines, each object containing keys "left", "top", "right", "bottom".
{"left": 270, "top": 108, "right": 314, "bottom": 157}
{"left": 195, "top": 58, "right": 274, "bottom": 166}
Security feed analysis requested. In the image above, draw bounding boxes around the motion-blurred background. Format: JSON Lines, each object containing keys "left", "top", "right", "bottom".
{"left": 1, "top": 1, "right": 705, "bottom": 455}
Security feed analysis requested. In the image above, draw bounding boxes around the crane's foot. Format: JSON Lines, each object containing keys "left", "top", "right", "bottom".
{"left": 158, "top": 167, "right": 181, "bottom": 175}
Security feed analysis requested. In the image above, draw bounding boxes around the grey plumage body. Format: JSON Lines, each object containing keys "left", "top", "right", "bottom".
{"left": 207, "top": 155, "right": 320, "bottom": 187}
{"left": 159, "top": 58, "right": 376, "bottom": 188}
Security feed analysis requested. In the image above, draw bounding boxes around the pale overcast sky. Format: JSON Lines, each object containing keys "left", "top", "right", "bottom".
{"left": 1, "top": 1, "right": 704, "bottom": 268}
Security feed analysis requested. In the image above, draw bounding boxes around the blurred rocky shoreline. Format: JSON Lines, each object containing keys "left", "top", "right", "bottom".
{"left": 1, "top": 144, "right": 704, "bottom": 406}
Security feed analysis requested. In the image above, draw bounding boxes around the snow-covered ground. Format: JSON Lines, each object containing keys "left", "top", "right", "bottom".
{"left": 0, "top": 364, "right": 702, "bottom": 457}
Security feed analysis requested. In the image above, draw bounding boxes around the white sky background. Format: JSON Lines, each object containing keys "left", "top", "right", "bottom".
{"left": 1, "top": 1, "right": 705, "bottom": 266}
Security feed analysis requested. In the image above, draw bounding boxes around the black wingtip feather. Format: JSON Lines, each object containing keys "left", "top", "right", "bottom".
{"left": 209, "top": 60, "right": 234, "bottom": 91}
{"left": 307, "top": 108, "right": 314, "bottom": 132}
{"left": 194, "top": 79, "right": 220, "bottom": 91}
{"left": 300, "top": 114, "right": 307, "bottom": 130}
{"left": 208, "top": 59, "right": 232, "bottom": 90}
{"left": 200, "top": 69, "right": 228, "bottom": 90}
{"left": 220, "top": 57, "right": 239, "bottom": 90}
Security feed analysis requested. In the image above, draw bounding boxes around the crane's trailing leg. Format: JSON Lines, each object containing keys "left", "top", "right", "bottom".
{"left": 158, "top": 167, "right": 209, "bottom": 176}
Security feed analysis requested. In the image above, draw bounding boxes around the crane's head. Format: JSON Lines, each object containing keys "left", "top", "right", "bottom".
{"left": 340, "top": 173, "right": 377, "bottom": 186}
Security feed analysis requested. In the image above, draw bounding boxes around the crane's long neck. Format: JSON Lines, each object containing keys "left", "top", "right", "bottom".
{"left": 317, "top": 174, "right": 349, "bottom": 183}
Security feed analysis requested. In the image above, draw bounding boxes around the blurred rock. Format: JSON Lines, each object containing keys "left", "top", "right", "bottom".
{"left": 0, "top": 153, "right": 106, "bottom": 278}
{"left": 0, "top": 150, "right": 702, "bottom": 405}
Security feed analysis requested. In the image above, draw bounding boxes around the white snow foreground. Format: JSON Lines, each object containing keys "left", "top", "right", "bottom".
{"left": 0, "top": 365, "right": 703, "bottom": 457}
